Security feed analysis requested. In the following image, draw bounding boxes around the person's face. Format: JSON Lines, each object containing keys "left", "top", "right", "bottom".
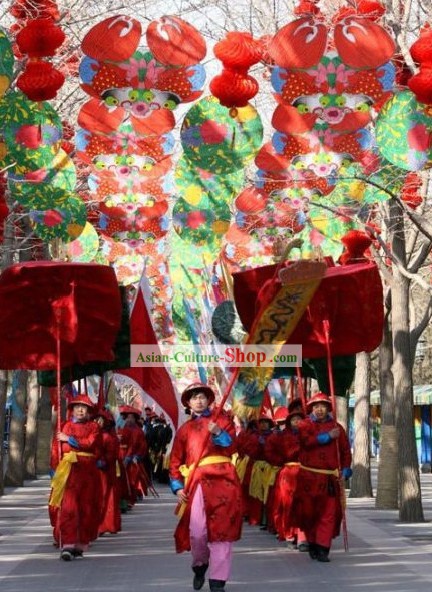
{"left": 289, "top": 415, "right": 301, "bottom": 429}
{"left": 258, "top": 420, "right": 272, "bottom": 433}
{"left": 72, "top": 404, "right": 89, "bottom": 421}
{"left": 188, "top": 391, "right": 209, "bottom": 414}
{"left": 312, "top": 402, "right": 330, "bottom": 420}
{"left": 125, "top": 413, "right": 137, "bottom": 425}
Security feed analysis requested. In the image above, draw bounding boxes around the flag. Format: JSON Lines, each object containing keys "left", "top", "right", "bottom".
{"left": 182, "top": 293, "right": 207, "bottom": 384}
{"left": 116, "top": 279, "right": 179, "bottom": 428}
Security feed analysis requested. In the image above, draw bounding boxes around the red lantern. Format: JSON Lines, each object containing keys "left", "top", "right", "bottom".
{"left": 16, "top": 18, "right": 65, "bottom": 57}
{"left": 408, "top": 65, "right": 432, "bottom": 105}
{"left": 210, "top": 68, "right": 259, "bottom": 108}
{"left": 16, "top": 60, "right": 65, "bottom": 101}
{"left": 409, "top": 24, "right": 432, "bottom": 65}
{"left": 213, "top": 32, "right": 262, "bottom": 69}
{"left": 9, "top": 0, "right": 60, "bottom": 20}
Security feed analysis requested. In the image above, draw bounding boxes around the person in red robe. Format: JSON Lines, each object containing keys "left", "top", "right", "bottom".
{"left": 95, "top": 409, "right": 121, "bottom": 536}
{"left": 117, "top": 405, "right": 149, "bottom": 509}
{"left": 48, "top": 394, "right": 102, "bottom": 561}
{"left": 293, "top": 392, "right": 352, "bottom": 562}
{"left": 169, "top": 383, "right": 242, "bottom": 592}
{"left": 265, "top": 408, "right": 308, "bottom": 550}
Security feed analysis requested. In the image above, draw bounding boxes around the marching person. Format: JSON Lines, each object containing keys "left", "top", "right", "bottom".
{"left": 169, "top": 383, "right": 242, "bottom": 592}
{"left": 94, "top": 408, "right": 121, "bottom": 536}
{"left": 48, "top": 394, "right": 102, "bottom": 560}
{"left": 118, "top": 405, "right": 149, "bottom": 509}
{"left": 293, "top": 392, "right": 352, "bottom": 562}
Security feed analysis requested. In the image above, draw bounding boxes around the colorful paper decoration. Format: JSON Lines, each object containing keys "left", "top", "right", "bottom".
{"left": 181, "top": 96, "right": 263, "bottom": 173}
{"left": 376, "top": 90, "right": 432, "bottom": 171}
{"left": 146, "top": 16, "right": 206, "bottom": 66}
{"left": 66, "top": 222, "right": 100, "bottom": 262}
{"left": 172, "top": 196, "right": 231, "bottom": 247}
{"left": 0, "top": 28, "right": 14, "bottom": 98}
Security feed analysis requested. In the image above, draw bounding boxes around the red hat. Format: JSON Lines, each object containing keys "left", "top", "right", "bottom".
{"left": 273, "top": 407, "right": 288, "bottom": 422}
{"left": 67, "top": 394, "right": 95, "bottom": 410}
{"left": 118, "top": 405, "right": 141, "bottom": 418}
{"left": 181, "top": 382, "right": 215, "bottom": 408}
{"left": 306, "top": 392, "right": 333, "bottom": 412}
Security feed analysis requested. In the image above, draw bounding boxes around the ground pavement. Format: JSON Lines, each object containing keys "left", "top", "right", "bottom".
{"left": 1, "top": 470, "right": 432, "bottom": 592}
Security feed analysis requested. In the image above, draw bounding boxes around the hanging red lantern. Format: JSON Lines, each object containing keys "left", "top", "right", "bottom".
{"left": 409, "top": 24, "right": 432, "bottom": 65}
{"left": 16, "top": 18, "right": 65, "bottom": 57}
{"left": 213, "top": 32, "right": 262, "bottom": 69}
{"left": 9, "top": 0, "right": 60, "bottom": 20}
{"left": 17, "top": 60, "right": 65, "bottom": 101}
{"left": 210, "top": 68, "right": 259, "bottom": 109}
{"left": 408, "top": 65, "right": 432, "bottom": 105}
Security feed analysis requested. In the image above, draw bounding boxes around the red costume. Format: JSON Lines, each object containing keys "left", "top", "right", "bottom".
{"left": 265, "top": 424, "right": 305, "bottom": 543}
{"left": 49, "top": 414, "right": 102, "bottom": 553}
{"left": 293, "top": 410, "right": 352, "bottom": 555}
{"left": 98, "top": 422, "right": 121, "bottom": 535}
{"left": 169, "top": 409, "right": 242, "bottom": 552}
{"left": 118, "top": 415, "right": 149, "bottom": 507}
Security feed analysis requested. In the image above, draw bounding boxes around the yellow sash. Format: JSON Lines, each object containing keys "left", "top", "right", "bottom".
{"left": 249, "top": 460, "right": 279, "bottom": 502}
{"left": 49, "top": 451, "right": 94, "bottom": 508}
{"left": 300, "top": 464, "right": 339, "bottom": 477}
{"left": 177, "top": 455, "right": 231, "bottom": 518}
{"left": 115, "top": 460, "right": 121, "bottom": 478}
{"left": 235, "top": 455, "right": 250, "bottom": 483}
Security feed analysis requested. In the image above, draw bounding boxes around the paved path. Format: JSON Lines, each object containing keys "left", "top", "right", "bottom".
{"left": 1, "top": 472, "right": 432, "bottom": 592}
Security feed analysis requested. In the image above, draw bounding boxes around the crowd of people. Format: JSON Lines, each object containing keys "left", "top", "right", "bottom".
{"left": 47, "top": 382, "right": 352, "bottom": 592}
{"left": 169, "top": 384, "right": 352, "bottom": 592}
{"left": 48, "top": 395, "right": 172, "bottom": 561}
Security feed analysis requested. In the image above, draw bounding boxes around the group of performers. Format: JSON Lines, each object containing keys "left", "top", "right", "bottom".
{"left": 48, "top": 396, "right": 170, "bottom": 561}
{"left": 169, "top": 383, "right": 352, "bottom": 592}
{"left": 46, "top": 381, "right": 352, "bottom": 587}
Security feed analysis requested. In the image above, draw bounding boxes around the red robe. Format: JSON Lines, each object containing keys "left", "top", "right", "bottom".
{"left": 49, "top": 419, "right": 102, "bottom": 548}
{"left": 98, "top": 428, "right": 121, "bottom": 535}
{"left": 293, "top": 416, "right": 352, "bottom": 542}
{"left": 265, "top": 428, "right": 301, "bottom": 540}
{"left": 118, "top": 424, "right": 149, "bottom": 505}
{"left": 169, "top": 410, "right": 242, "bottom": 553}
{"left": 236, "top": 429, "right": 270, "bottom": 525}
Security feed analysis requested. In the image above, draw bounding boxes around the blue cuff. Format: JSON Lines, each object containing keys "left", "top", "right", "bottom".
{"left": 133, "top": 455, "right": 143, "bottom": 462}
{"left": 49, "top": 468, "right": 55, "bottom": 479}
{"left": 342, "top": 467, "right": 353, "bottom": 479}
{"left": 170, "top": 478, "right": 184, "bottom": 495}
{"left": 317, "top": 432, "right": 331, "bottom": 445}
{"left": 68, "top": 436, "right": 79, "bottom": 448}
{"left": 212, "top": 430, "right": 232, "bottom": 447}
{"left": 124, "top": 456, "right": 132, "bottom": 466}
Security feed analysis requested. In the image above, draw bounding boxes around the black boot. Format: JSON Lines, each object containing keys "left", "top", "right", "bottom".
{"left": 192, "top": 564, "right": 208, "bottom": 590}
{"left": 209, "top": 579, "right": 226, "bottom": 592}
{"left": 308, "top": 542, "right": 319, "bottom": 560}
{"left": 316, "top": 545, "right": 330, "bottom": 562}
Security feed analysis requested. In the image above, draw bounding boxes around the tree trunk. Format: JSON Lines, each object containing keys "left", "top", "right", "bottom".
{"left": 390, "top": 198, "right": 423, "bottom": 522}
{"left": 36, "top": 387, "right": 53, "bottom": 475}
{"left": 350, "top": 352, "right": 373, "bottom": 497}
{"left": 0, "top": 370, "right": 8, "bottom": 495}
{"left": 376, "top": 305, "right": 398, "bottom": 509}
{"left": 4, "top": 370, "right": 27, "bottom": 487}
{"left": 23, "top": 372, "right": 39, "bottom": 479}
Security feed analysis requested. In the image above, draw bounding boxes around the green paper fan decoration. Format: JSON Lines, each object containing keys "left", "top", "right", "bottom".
{"left": 180, "top": 96, "right": 263, "bottom": 174}
{"left": 0, "top": 91, "right": 62, "bottom": 170}
{"left": 376, "top": 90, "right": 432, "bottom": 172}
{"left": 29, "top": 195, "right": 87, "bottom": 242}
{"left": 0, "top": 27, "right": 14, "bottom": 98}
{"left": 8, "top": 149, "right": 77, "bottom": 202}
{"left": 66, "top": 222, "right": 100, "bottom": 262}
{"left": 172, "top": 196, "right": 231, "bottom": 247}
{"left": 175, "top": 154, "right": 244, "bottom": 207}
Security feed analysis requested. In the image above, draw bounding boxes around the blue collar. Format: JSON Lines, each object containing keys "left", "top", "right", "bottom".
{"left": 192, "top": 408, "right": 211, "bottom": 420}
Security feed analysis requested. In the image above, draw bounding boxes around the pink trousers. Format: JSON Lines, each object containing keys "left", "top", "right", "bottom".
{"left": 190, "top": 484, "right": 233, "bottom": 581}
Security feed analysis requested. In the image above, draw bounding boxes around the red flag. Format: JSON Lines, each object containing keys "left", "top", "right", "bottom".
{"left": 116, "top": 285, "right": 179, "bottom": 428}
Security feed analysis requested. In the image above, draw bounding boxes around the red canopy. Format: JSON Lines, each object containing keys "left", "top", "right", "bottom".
{"left": 0, "top": 262, "right": 122, "bottom": 370}
{"left": 233, "top": 260, "right": 383, "bottom": 358}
